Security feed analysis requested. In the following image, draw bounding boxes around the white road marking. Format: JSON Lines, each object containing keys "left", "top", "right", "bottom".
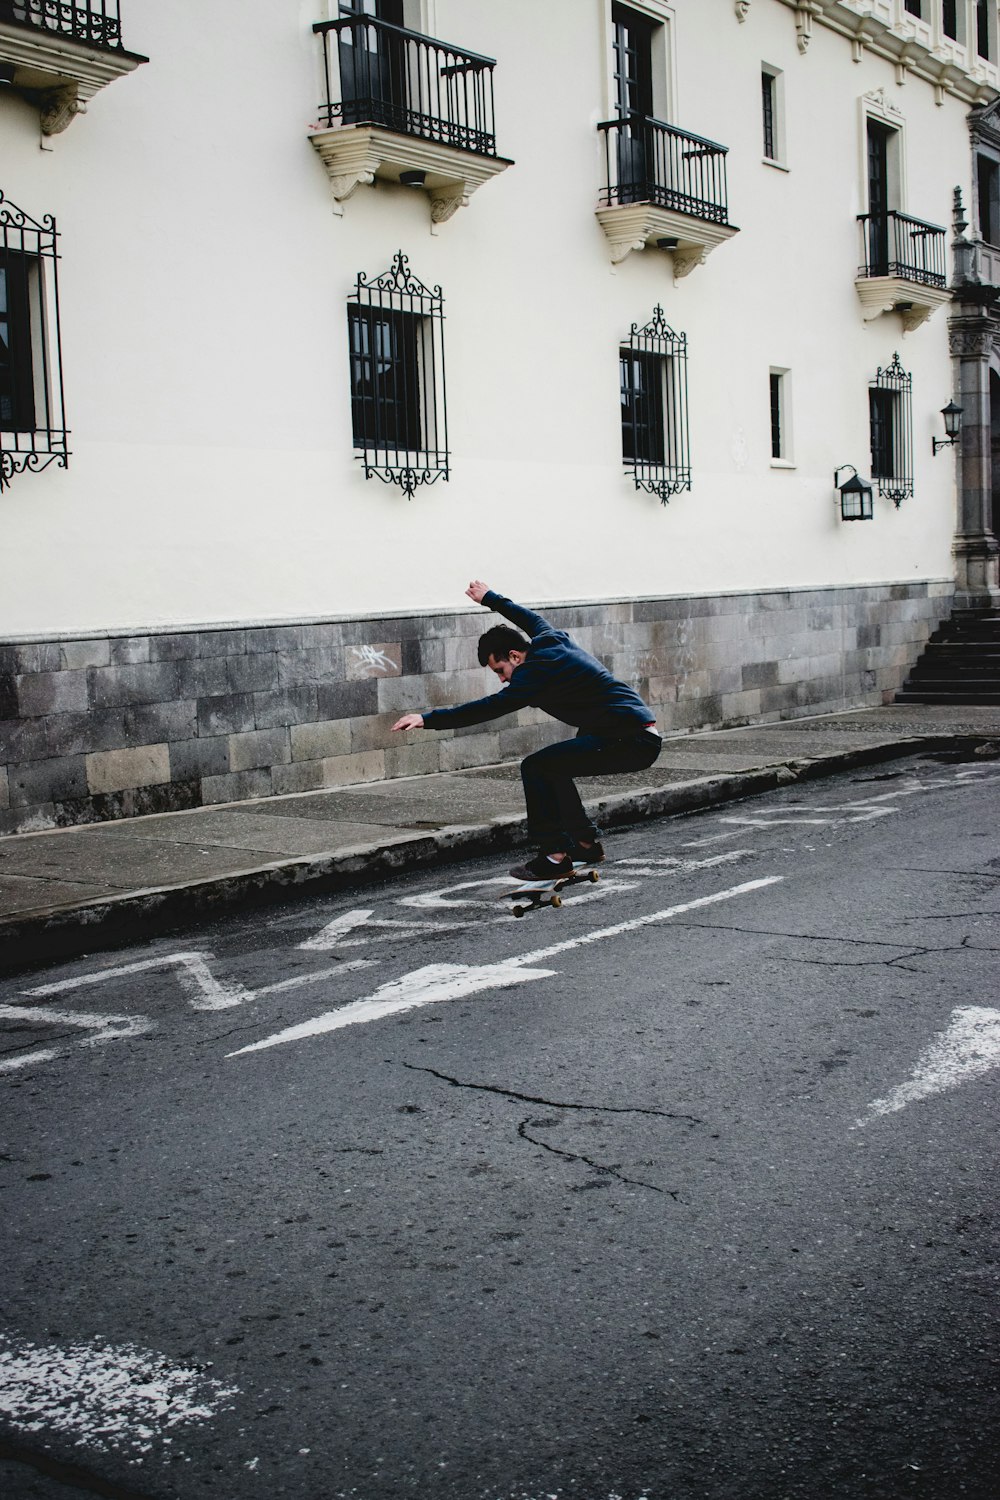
{"left": 229, "top": 876, "right": 783, "bottom": 1056}
{"left": 227, "top": 962, "right": 558, "bottom": 1055}
{"left": 398, "top": 877, "right": 519, "bottom": 909}
{"left": 0, "top": 1332, "right": 238, "bottom": 1458}
{"left": 0, "top": 1005, "right": 152, "bottom": 1074}
{"left": 254, "top": 958, "right": 377, "bottom": 996}
{"left": 616, "top": 850, "right": 752, "bottom": 875}
{"left": 856, "top": 1005, "right": 1000, "bottom": 1126}
{"left": 25, "top": 952, "right": 252, "bottom": 1011}
{"left": 299, "top": 909, "right": 473, "bottom": 951}
{"left": 721, "top": 809, "right": 895, "bottom": 827}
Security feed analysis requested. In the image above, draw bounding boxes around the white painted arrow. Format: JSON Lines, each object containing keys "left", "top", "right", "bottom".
{"left": 25, "top": 953, "right": 252, "bottom": 1011}
{"left": 227, "top": 961, "right": 557, "bottom": 1055}
{"left": 229, "top": 876, "right": 783, "bottom": 1057}
{"left": 857, "top": 1005, "right": 1000, "bottom": 1126}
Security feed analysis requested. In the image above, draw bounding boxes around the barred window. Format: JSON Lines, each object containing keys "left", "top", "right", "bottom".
{"left": 0, "top": 190, "right": 68, "bottom": 492}
{"left": 620, "top": 304, "right": 690, "bottom": 503}
{"left": 347, "top": 251, "right": 448, "bottom": 499}
{"left": 869, "top": 353, "right": 912, "bottom": 508}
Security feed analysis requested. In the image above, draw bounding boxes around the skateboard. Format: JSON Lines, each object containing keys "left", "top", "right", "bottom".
{"left": 504, "top": 862, "right": 600, "bottom": 917}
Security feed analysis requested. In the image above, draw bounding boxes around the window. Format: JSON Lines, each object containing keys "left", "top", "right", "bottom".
{"left": 347, "top": 250, "right": 448, "bottom": 498}
{"left": 336, "top": 0, "right": 406, "bottom": 131}
{"left": 761, "top": 65, "right": 784, "bottom": 165}
{"left": 978, "top": 0, "right": 991, "bottom": 60}
{"left": 869, "top": 353, "right": 913, "bottom": 508}
{"left": 611, "top": 3, "right": 658, "bottom": 204}
{"left": 0, "top": 190, "right": 68, "bottom": 492}
{"left": 769, "top": 369, "right": 791, "bottom": 462}
{"left": 977, "top": 154, "right": 1000, "bottom": 246}
{"left": 620, "top": 304, "right": 690, "bottom": 503}
{"left": 943, "top": 0, "right": 959, "bottom": 41}
{"left": 903, "top": 0, "right": 921, "bottom": 16}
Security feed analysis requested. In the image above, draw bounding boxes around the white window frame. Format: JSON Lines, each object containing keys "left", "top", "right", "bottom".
{"left": 769, "top": 367, "right": 794, "bottom": 468}
{"left": 600, "top": 0, "right": 677, "bottom": 124}
{"left": 761, "top": 62, "right": 787, "bottom": 169}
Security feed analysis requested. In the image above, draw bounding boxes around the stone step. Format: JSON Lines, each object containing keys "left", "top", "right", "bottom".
{"left": 895, "top": 689, "right": 1000, "bottom": 704}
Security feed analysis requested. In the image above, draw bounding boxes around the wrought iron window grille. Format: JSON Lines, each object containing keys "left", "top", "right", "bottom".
{"left": 856, "top": 209, "right": 946, "bottom": 287}
{"left": 620, "top": 304, "right": 690, "bottom": 505}
{"left": 868, "top": 352, "right": 913, "bottom": 508}
{"left": 347, "top": 250, "right": 448, "bottom": 499}
{"left": 0, "top": 190, "right": 68, "bottom": 494}
{"left": 315, "top": 14, "right": 498, "bottom": 157}
{"left": 0, "top": 0, "right": 124, "bottom": 51}
{"left": 598, "top": 116, "right": 730, "bottom": 225}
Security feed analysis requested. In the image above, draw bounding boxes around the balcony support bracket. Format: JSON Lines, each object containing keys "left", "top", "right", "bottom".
{"left": 0, "top": 19, "right": 146, "bottom": 133}
{"left": 309, "top": 124, "right": 511, "bottom": 224}
{"left": 595, "top": 203, "right": 738, "bottom": 281}
{"left": 855, "top": 275, "right": 952, "bottom": 332}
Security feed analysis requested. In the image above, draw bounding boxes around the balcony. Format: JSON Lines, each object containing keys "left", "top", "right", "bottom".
{"left": 595, "top": 116, "right": 739, "bottom": 275}
{"left": 855, "top": 210, "right": 951, "bottom": 330}
{"left": 0, "top": 1, "right": 146, "bottom": 133}
{"left": 309, "top": 14, "right": 512, "bottom": 224}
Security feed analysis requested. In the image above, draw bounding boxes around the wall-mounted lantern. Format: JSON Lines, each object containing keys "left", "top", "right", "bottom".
{"left": 932, "top": 400, "right": 964, "bottom": 455}
{"left": 834, "top": 464, "right": 874, "bottom": 521}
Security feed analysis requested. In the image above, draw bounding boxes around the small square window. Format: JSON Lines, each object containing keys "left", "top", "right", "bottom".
{"left": 348, "top": 305, "right": 422, "bottom": 454}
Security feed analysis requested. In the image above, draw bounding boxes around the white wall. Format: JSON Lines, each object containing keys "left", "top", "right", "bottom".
{"left": 0, "top": 0, "right": 982, "bottom": 633}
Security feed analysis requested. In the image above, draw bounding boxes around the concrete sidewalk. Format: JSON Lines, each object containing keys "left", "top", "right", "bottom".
{"left": 2, "top": 703, "right": 999, "bottom": 975}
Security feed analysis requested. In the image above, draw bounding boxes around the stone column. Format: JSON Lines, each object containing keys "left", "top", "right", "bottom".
{"left": 947, "top": 192, "right": 1000, "bottom": 611}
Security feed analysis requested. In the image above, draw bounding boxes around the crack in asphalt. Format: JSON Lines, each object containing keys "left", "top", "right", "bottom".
{"left": 516, "top": 1119, "right": 678, "bottom": 1199}
{"left": 0, "top": 1438, "right": 160, "bottom": 1500}
{"left": 401, "top": 1063, "right": 696, "bottom": 1200}
{"left": 400, "top": 1062, "right": 703, "bottom": 1124}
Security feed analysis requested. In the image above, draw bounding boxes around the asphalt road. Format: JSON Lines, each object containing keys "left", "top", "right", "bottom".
{"left": 1, "top": 751, "right": 998, "bottom": 1500}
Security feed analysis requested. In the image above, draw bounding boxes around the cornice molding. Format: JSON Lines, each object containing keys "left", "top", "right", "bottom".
{"left": 773, "top": 0, "right": 999, "bottom": 106}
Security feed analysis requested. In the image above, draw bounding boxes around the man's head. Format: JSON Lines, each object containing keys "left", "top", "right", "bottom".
{"left": 478, "top": 625, "right": 529, "bottom": 684}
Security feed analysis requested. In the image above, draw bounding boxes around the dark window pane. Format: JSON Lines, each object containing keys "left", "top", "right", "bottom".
{"left": 943, "top": 0, "right": 958, "bottom": 39}
{"left": 348, "top": 305, "right": 422, "bottom": 452}
{"left": 770, "top": 372, "right": 782, "bottom": 459}
{"left": 762, "top": 72, "right": 776, "bottom": 160}
{"left": 621, "top": 349, "right": 665, "bottom": 466}
{"left": 978, "top": 0, "right": 990, "bottom": 59}
{"left": 978, "top": 156, "right": 999, "bottom": 245}
{"left": 0, "top": 252, "right": 35, "bottom": 433}
{"left": 870, "top": 388, "right": 896, "bottom": 479}
{"left": 903, "top": 0, "right": 921, "bottom": 16}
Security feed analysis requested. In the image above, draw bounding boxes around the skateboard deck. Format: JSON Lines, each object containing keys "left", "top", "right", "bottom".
{"left": 504, "top": 863, "right": 600, "bottom": 917}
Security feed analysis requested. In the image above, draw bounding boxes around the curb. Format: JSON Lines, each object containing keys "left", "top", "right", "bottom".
{"left": 0, "top": 733, "right": 988, "bottom": 978}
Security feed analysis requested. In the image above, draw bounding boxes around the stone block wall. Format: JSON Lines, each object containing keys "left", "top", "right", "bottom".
{"left": 0, "top": 580, "right": 953, "bottom": 835}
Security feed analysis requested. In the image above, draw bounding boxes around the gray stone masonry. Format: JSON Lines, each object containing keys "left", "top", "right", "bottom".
{"left": 0, "top": 581, "right": 953, "bottom": 834}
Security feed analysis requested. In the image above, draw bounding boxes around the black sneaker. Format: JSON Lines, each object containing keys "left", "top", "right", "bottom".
{"left": 573, "top": 840, "right": 605, "bottom": 865}
{"left": 509, "top": 852, "right": 575, "bottom": 882}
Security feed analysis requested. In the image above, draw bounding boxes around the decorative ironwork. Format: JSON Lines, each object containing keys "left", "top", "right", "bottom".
{"left": 598, "top": 116, "right": 730, "bottom": 224}
{"left": 347, "top": 250, "right": 448, "bottom": 499}
{"left": 857, "top": 210, "right": 947, "bottom": 287}
{"left": 0, "top": 190, "right": 68, "bottom": 493}
{"left": 620, "top": 304, "right": 690, "bottom": 504}
{"left": 0, "top": 0, "right": 124, "bottom": 51}
{"left": 314, "top": 14, "right": 498, "bottom": 157}
{"left": 869, "top": 352, "right": 913, "bottom": 508}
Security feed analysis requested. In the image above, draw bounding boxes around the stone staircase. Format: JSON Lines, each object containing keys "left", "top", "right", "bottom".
{"left": 895, "top": 610, "right": 1000, "bottom": 705}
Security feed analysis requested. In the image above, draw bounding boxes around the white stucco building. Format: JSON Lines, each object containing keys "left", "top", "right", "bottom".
{"left": 1, "top": 0, "right": 998, "bottom": 833}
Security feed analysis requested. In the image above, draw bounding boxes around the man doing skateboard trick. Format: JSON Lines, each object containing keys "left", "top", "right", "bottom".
{"left": 391, "top": 582, "right": 662, "bottom": 882}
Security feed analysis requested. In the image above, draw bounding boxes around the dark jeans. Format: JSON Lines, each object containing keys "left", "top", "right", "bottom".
{"left": 521, "top": 730, "right": 662, "bottom": 852}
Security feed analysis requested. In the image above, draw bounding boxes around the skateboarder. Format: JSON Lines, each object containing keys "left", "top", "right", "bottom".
{"left": 391, "top": 581, "right": 661, "bottom": 881}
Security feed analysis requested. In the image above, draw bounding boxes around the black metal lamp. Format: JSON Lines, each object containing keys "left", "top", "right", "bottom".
{"left": 399, "top": 170, "right": 426, "bottom": 188}
{"left": 834, "top": 463, "right": 874, "bottom": 521}
{"left": 932, "top": 400, "right": 963, "bottom": 454}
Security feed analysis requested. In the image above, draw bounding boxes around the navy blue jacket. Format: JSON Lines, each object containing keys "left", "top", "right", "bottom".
{"left": 421, "top": 592, "right": 655, "bottom": 737}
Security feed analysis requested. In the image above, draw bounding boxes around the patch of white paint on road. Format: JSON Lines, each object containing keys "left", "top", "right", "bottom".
{"left": 857, "top": 1005, "right": 1000, "bottom": 1126}
{"left": 254, "top": 958, "right": 377, "bottom": 997}
{"left": 228, "top": 961, "right": 558, "bottom": 1055}
{"left": 0, "top": 1333, "right": 238, "bottom": 1459}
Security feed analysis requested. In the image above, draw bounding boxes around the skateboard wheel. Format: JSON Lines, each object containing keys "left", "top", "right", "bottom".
{"left": 513, "top": 905, "right": 526, "bottom": 918}
{"left": 551, "top": 894, "right": 562, "bottom": 908}
{"left": 588, "top": 870, "right": 599, "bottom": 883}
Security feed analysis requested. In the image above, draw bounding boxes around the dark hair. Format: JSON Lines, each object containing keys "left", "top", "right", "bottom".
{"left": 477, "top": 625, "right": 529, "bottom": 666}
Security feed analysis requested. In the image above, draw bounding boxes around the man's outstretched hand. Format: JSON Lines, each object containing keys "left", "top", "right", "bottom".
{"left": 465, "top": 580, "right": 490, "bottom": 604}
{"left": 391, "top": 714, "right": 424, "bottom": 733}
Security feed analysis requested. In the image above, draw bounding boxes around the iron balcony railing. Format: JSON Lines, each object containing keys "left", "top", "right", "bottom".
{"left": 0, "top": 0, "right": 124, "bottom": 50}
{"left": 314, "top": 14, "right": 498, "bottom": 157}
{"left": 857, "top": 210, "right": 947, "bottom": 288}
{"left": 598, "top": 115, "right": 731, "bottom": 225}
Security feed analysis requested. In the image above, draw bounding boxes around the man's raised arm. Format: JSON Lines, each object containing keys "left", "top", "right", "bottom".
{"left": 465, "top": 580, "right": 551, "bottom": 639}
